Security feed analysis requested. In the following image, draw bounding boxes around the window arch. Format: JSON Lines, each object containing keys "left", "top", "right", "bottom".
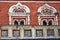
{"left": 20, "top": 20, "right": 24, "bottom": 25}
{"left": 20, "top": 19, "right": 25, "bottom": 25}
{"left": 37, "top": 4, "right": 58, "bottom": 26}
{"left": 37, "top": 4, "right": 57, "bottom": 15}
{"left": 9, "top": 2, "right": 30, "bottom": 14}
{"left": 41, "top": 19, "right": 47, "bottom": 25}
{"left": 8, "top": 2, "right": 30, "bottom": 25}
{"left": 48, "top": 19, "right": 54, "bottom": 26}
{"left": 14, "top": 21, "right": 18, "bottom": 26}
{"left": 48, "top": 20, "right": 52, "bottom": 26}
{"left": 43, "top": 20, "right": 47, "bottom": 25}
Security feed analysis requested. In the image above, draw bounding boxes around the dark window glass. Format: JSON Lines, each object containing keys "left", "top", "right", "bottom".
{"left": 14, "top": 21, "right": 18, "bottom": 26}
{"left": 36, "top": 29, "right": 43, "bottom": 37}
{"left": 58, "top": 29, "right": 60, "bottom": 36}
{"left": 20, "top": 21, "right": 24, "bottom": 25}
{"left": 43, "top": 21, "right": 47, "bottom": 25}
{"left": 48, "top": 20, "right": 52, "bottom": 26}
{"left": 47, "top": 29, "right": 54, "bottom": 36}
{"left": 24, "top": 30, "right": 31, "bottom": 37}
{"left": 13, "top": 30, "right": 20, "bottom": 37}
{"left": 1, "top": 30, "right": 8, "bottom": 37}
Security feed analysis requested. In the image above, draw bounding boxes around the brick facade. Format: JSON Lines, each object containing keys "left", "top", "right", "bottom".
{"left": 0, "top": 1, "right": 60, "bottom": 25}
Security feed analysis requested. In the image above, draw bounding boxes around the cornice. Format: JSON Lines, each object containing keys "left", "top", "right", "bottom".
{"left": 0, "top": 1, "right": 60, "bottom": 3}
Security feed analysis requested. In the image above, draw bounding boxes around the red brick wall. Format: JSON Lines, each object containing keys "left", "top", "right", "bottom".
{"left": 0, "top": 2, "right": 60, "bottom": 25}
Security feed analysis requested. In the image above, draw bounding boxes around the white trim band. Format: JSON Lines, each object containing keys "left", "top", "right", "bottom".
{"left": 0, "top": 1, "right": 60, "bottom": 3}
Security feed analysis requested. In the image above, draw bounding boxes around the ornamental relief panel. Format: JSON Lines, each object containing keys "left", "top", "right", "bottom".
{"left": 37, "top": 4, "right": 57, "bottom": 16}
{"left": 13, "top": 8, "right": 26, "bottom": 13}
{"left": 41, "top": 8, "right": 53, "bottom": 15}
{"left": 9, "top": 2, "right": 30, "bottom": 16}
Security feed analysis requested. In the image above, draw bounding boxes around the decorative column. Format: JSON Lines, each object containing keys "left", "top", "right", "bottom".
{"left": 54, "top": 28, "right": 58, "bottom": 37}
{"left": 43, "top": 28, "right": 47, "bottom": 37}
{"left": 28, "top": 15, "right": 30, "bottom": 25}
{"left": 20, "top": 28, "right": 24, "bottom": 39}
{"left": 9, "top": 16, "right": 11, "bottom": 25}
{"left": 38, "top": 16, "right": 40, "bottom": 25}
{"left": 54, "top": 12, "right": 58, "bottom": 25}
{"left": 56, "top": 16, "right": 58, "bottom": 25}
{"left": 32, "top": 27, "right": 35, "bottom": 38}
{"left": 8, "top": 27, "right": 12, "bottom": 38}
{"left": 26, "top": 18, "right": 27, "bottom": 25}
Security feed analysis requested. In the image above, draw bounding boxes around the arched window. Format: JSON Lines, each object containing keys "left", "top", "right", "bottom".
{"left": 20, "top": 21, "right": 24, "bottom": 25}
{"left": 43, "top": 20, "right": 47, "bottom": 25}
{"left": 37, "top": 4, "right": 57, "bottom": 15}
{"left": 48, "top": 20, "right": 52, "bottom": 26}
{"left": 8, "top": 3, "right": 30, "bottom": 25}
{"left": 14, "top": 21, "right": 18, "bottom": 26}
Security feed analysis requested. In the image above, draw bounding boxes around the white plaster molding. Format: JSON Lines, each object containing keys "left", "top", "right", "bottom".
{"left": 11, "top": 16, "right": 28, "bottom": 25}
{"left": 40, "top": 16, "right": 55, "bottom": 18}
{"left": 9, "top": 16, "right": 11, "bottom": 25}
{"left": 38, "top": 16, "right": 40, "bottom": 25}
{"left": 9, "top": 12, "right": 28, "bottom": 16}
{"left": 54, "top": 16, "right": 58, "bottom": 25}
{"left": 9, "top": 2, "right": 30, "bottom": 14}
{"left": 37, "top": 4, "right": 57, "bottom": 14}
{"left": 12, "top": 16, "right": 27, "bottom": 18}
{"left": 8, "top": 2, "right": 30, "bottom": 25}
{"left": 28, "top": 15, "right": 30, "bottom": 25}
{"left": 40, "top": 15, "right": 55, "bottom": 16}
{"left": 8, "top": 28, "right": 12, "bottom": 37}
{"left": 37, "top": 4, "right": 57, "bottom": 25}
{"left": 32, "top": 27, "right": 35, "bottom": 38}
{"left": 0, "top": 1, "right": 60, "bottom": 3}
{"left": 20, "top": 28, "right": 24, "bottom": 38}
{"left": 56, "top": 16, "right": 58, "bottom": 25}
{"left": 54, "top": 28, "right": 58, "bottom": 37}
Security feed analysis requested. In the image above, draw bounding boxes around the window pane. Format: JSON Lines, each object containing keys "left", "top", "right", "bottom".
{"left": 24, "top": 30, "right": 31, "bottom": 37}
{"left": 58, "top": 29, "right": 60, "bottom": 36}
{"left": 36, "top": 29, "right": 43, "bottom": 37}
{"left": 13, "top": 30, "right": 20, "bottom": 37}
{"left": 2, "top": 30, "right": 8, "bottom": 37}
{"left": 47, "top": 29, "right": 54, "bottom": 36}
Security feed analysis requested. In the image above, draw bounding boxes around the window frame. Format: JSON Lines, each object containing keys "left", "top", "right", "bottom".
{"left": 47, "top": 29, "right": 54, "bottom": 36}
{"left": 1, "top": 29, "right": 8, "bottom": 37}
{"left": 12, "top": 29, "right": 20, "bottom": 37}
{"left": 58, "top": 29, "right": 60, "bottom": 36}
{"left": 24, "top": 29, "right": 32, "bottom": 37}
{"left": 36, "top": 29, "right": 43, "bottom": 37}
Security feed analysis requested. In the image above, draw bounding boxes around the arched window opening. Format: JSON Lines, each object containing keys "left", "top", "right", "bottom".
{"left": 14, "top": 21, "right": 18, "bottom": 26}
{"left": 48, "top": 20, "right": 52, "bottom": 26}
{"left": 20, "top": 21, "right": 24, "bottom": 25}
{"left": 43, "top": 21, "right": 47, "bottom": 25}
